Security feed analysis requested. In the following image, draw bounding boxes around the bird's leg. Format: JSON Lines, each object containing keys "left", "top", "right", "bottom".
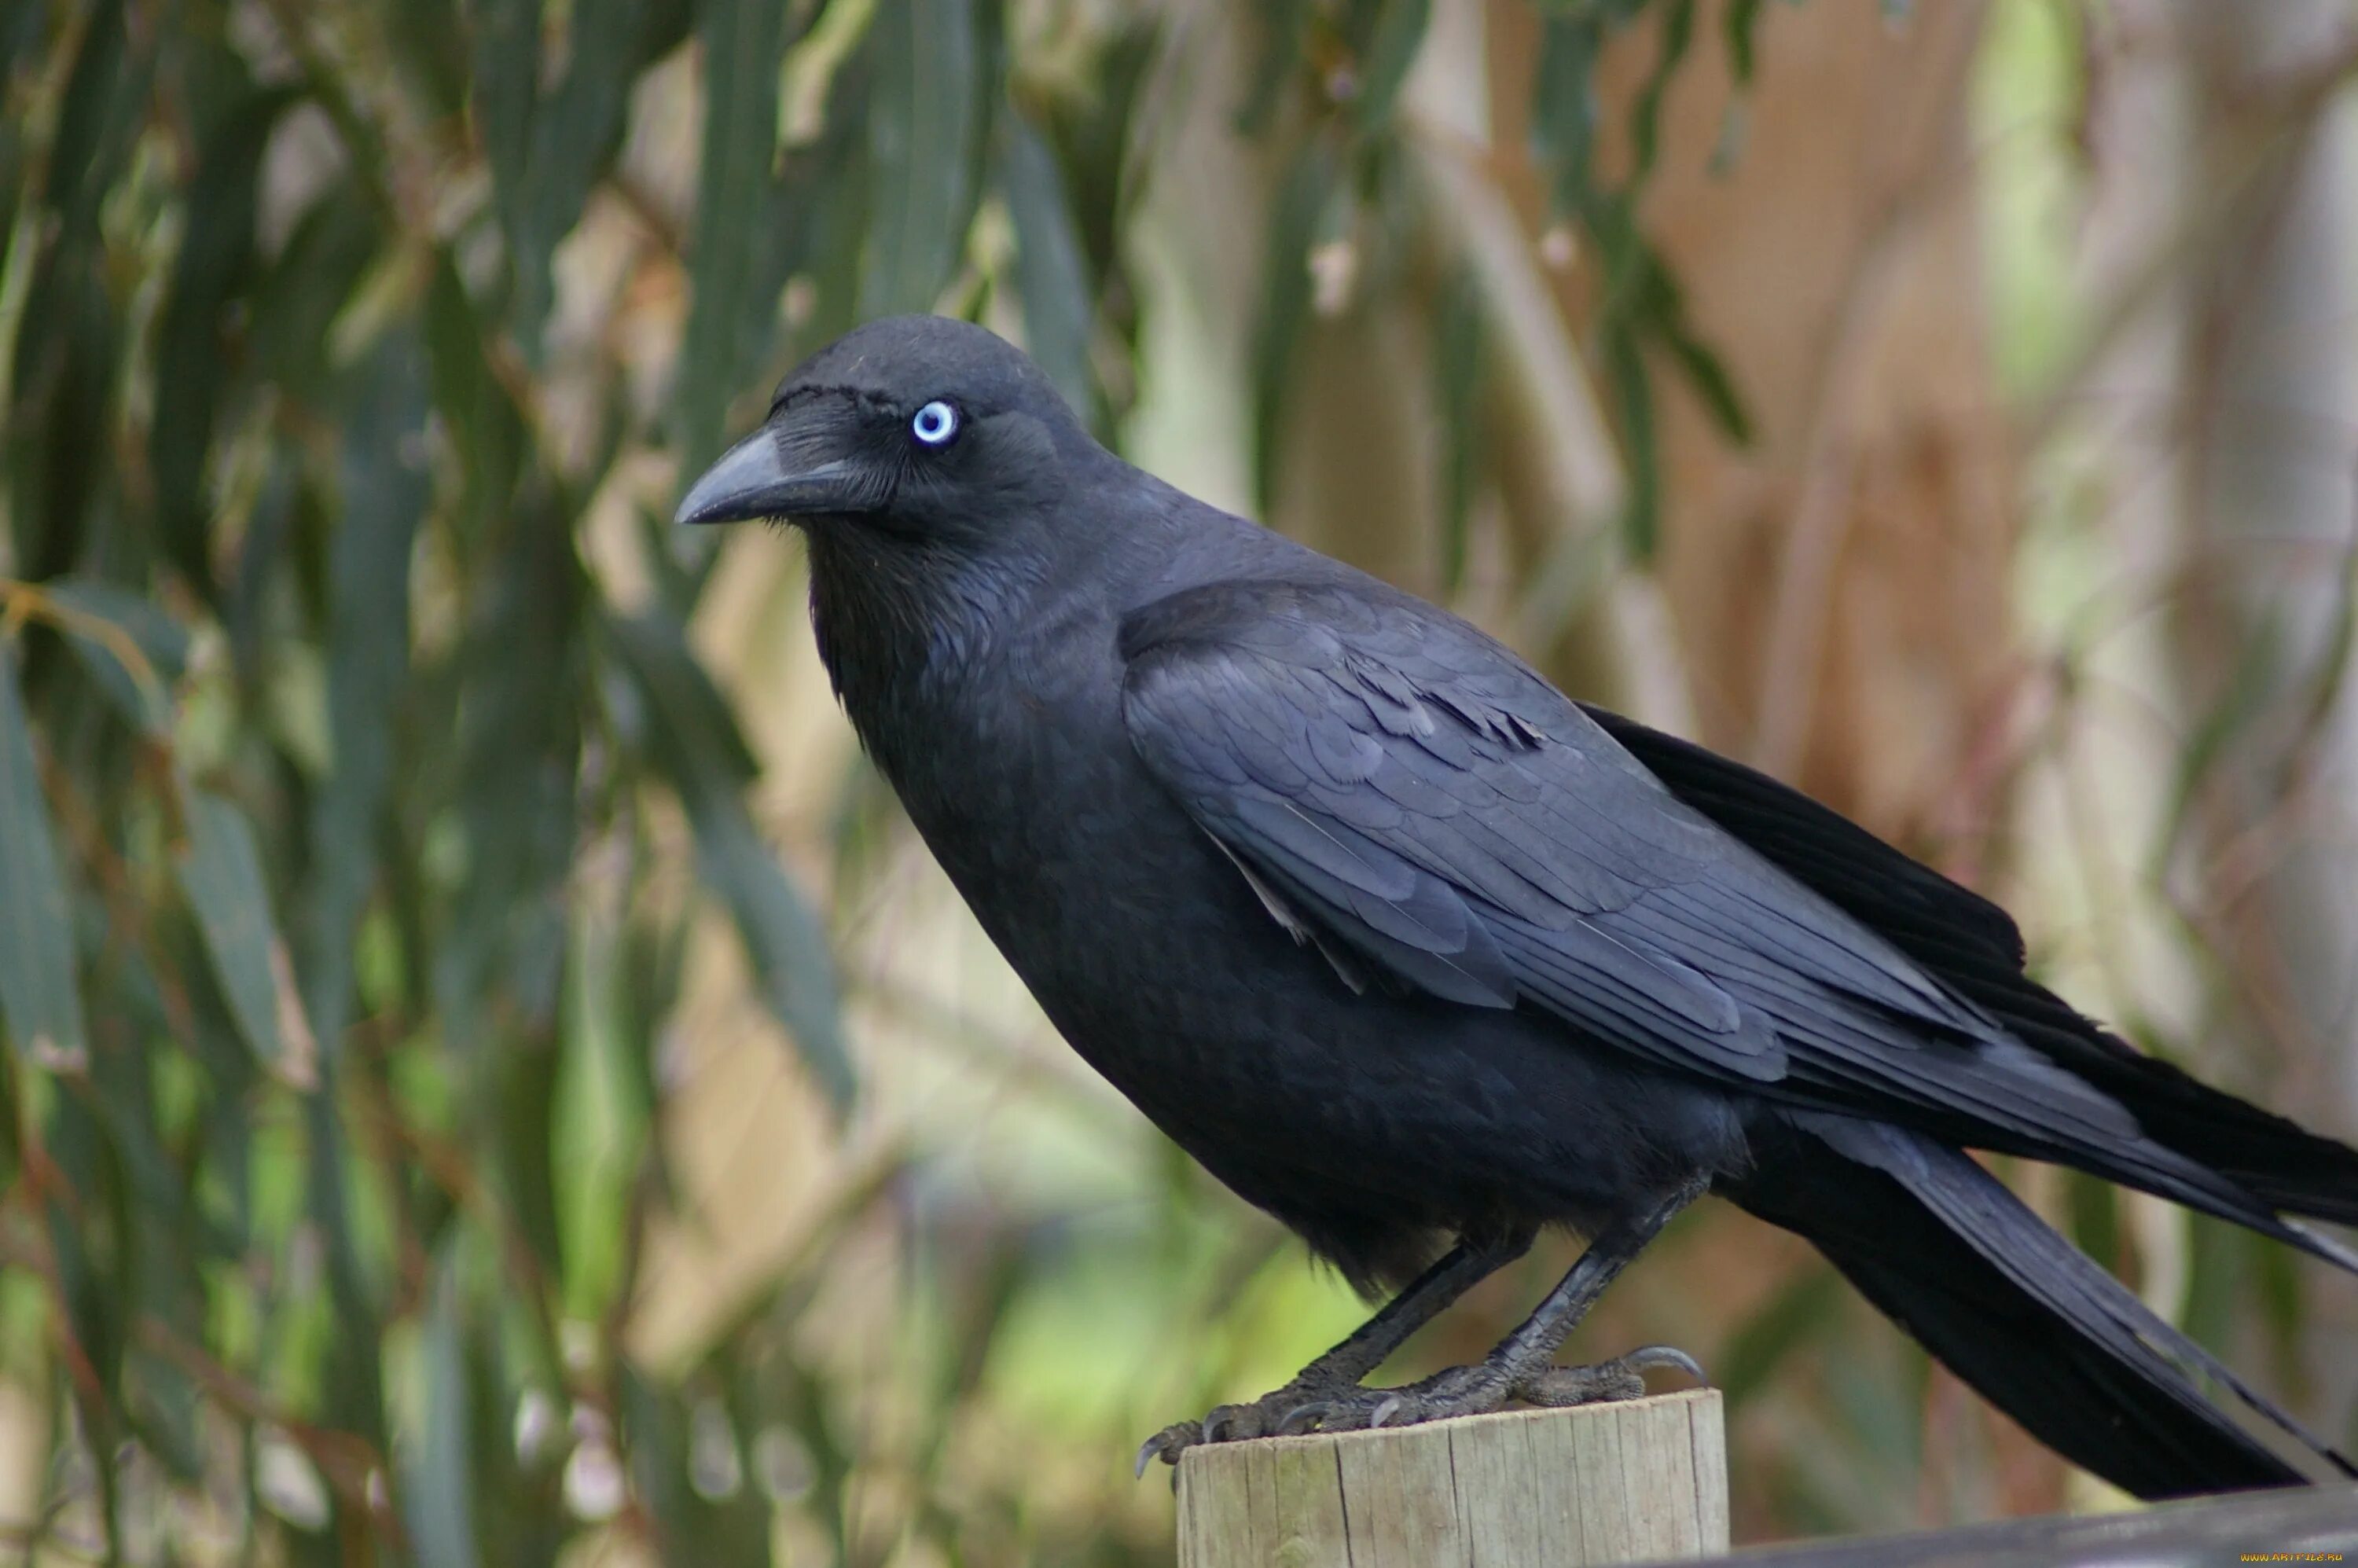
{"left": 1135, "top": 1226, "right": 1533, "bottom": 1474}
{"left": 1265, "top": 1173, "right": 1711, "bottom": 1438}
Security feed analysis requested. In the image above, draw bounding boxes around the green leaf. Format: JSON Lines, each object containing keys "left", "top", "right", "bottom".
{"left": 175, "top": 787, "right": 297, "bottom": 1072}
{"left": 248, "top": 185, "right": 381, "bottom": 407}
{"left": 998, "top": 110, "right": 1093, "bottom": 422}
{"left": 676, "top": 0, "right": 793, "bottom": 477}
{"left": 44, "top": 578, "right": 190, "bottom": 736}
{"left": 433, "top": 501, "right": 582, "bottom": 1048}
{"left": 623, "top": 1366, "right": 770, "bottom": 1562}
{"left": 696, "top": 810, "right": 850, "bottom": 1111}
{"left": 303, "top": 329, "right": 432, "bottom": 1053}
{"left": 602, "top": 611, "right": 852, "bottom": 1111}
{"left": 401, "top": 1256, "right": 482, "bottom": 1568}
{"left": 1347, "top": 0, "right": 1431, "bottom": 132}
{"left": 424, "top": 253, "right": 527, "bottom": 545}
{"left": 1530, "top": 13, "right": 1602, "bottom": 218}
{"left": 1724, "top": 0, "right": 1763, "bottom": 84}
{"left": 601, "top": 610, "right": 758, "bottom": 794}
{"left": 1629, "top": 0, "right": 1695, "bottom": 184}
{"left": 553, "top": 898, "right": 650, "bottom": 1315}
{"left": 49, "top": 0, "right": 153, "bottom": 241}
{"left": 1251, "top": 139, "right": 1342, "bottom": 514}
{"left": 1604, "top": 324, "right": 1659, "bottom": 561}
{"left": 0, "top": 640, "right": 86, "bottom": 1064}
{"left": 1235, "top": 0, "right": 1309, "bottom": 134}
{"left": 861, "top": 0, "right": 982, "bottom": 319}
{"left": 505, "top": 0, "right": 696, "bottom": 358}
{"left": 149, "top": 71, "right": 293, "bottom": 595}
{"left": 1661, "top": 316, "right": 1751, "bottom": 443}
{"left": 469, "top": 0, "right": 542, "bottom": 270}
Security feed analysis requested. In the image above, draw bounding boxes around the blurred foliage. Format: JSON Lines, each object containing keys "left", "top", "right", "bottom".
{"left": 0, "top": 0, "right": 1768, "bottom": 1560}
{"left": 6, "top": 0, "right": 2352, "bottom": 1562}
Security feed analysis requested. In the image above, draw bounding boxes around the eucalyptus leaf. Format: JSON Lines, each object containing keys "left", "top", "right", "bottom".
{"left": 176, "top": 787, "right": 295, "bottom": 1070}
{"left": 402, "top": 1257, "right": 483, "bottom": 1568}
{"left": 45, "top": 578, "right": 190, "bottom": 736}
{"left": 304, "top": 329, "right": 431, "bottom": 1053}
{"left": 678, "top": 0, "right": 795, "bottom": 476}
{"left": 602, "top": 610, "right": 853, "bottom": 1112}
{"left": 1347, "top": 0, "right": 1431, "bottom": 131}
{"left": 861, "top": 0, "right": 981, "bottom": 319}
{"left": 1252, "top": 140, "right": 1342, "bottom": 513}
{"left": 999, "top": 111, "right": 1094, "bottom": 423}
{"left": 149, "top": 72, "right": 293, "bottom": 595}
{"left": 0, "top": 641, "right": 86, "bottom": 1064}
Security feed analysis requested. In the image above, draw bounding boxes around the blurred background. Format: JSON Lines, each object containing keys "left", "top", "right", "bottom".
{"left": 4, "top": 0, "right": 2357, "bottom": 1560}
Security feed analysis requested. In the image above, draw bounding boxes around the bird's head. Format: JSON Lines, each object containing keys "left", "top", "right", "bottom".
{"left": 673, "top": 315, "right": 1095, "bottom": 549}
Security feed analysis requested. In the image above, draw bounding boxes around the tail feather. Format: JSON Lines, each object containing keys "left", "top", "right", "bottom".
{"left": 1587, "top": 705, "right": 2358, "bottom": 1232}
{"left": 1732, "top": 1111, "right": 2353, "bottom": 1500}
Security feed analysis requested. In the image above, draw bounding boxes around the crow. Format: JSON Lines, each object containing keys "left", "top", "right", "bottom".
{"left": 677, "top": 314, "right": 2358, "bottom": 1500}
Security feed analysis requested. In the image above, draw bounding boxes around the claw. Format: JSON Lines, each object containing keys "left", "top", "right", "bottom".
{"left": 1203, "top": 1408, "right": 1239, "bottom": 1443}
{"left": 1368, "top": 1394, "right": 1405, "bottom": 1430}
{"left": 1136, "top": 1422, "right": 1199, "bottom": 1478}
{"left": 1622, "top": 1345, "right": 1707, "bottom": 1385}
{"left": 1275, "top": 1401, "right": 1331, "bottom": 1436}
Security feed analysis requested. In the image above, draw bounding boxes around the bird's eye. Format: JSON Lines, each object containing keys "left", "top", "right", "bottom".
{"left": 909, "top": 400, "right": 959, "bottom": 447}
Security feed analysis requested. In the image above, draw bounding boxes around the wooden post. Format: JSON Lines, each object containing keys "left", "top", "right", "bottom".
{"left": 1175, "top": 1388, "right": 1728, "bottom": 1567}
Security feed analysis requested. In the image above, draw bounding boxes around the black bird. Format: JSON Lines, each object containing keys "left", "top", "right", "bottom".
{"left": 677, "top": 314, "right": 2358, "bottom": 1500}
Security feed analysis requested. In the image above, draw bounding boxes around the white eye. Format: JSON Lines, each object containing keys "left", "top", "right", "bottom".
{"left": 909, "top": 400, "right": 958, "bottom": 446}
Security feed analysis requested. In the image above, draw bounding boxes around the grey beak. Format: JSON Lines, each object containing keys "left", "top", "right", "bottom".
{"left": 674, "top": 426, "right": 864, "bottom": 526}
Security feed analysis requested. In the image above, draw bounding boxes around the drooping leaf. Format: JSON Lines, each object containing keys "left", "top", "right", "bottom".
{"left": 175, "top": 786, "right": 301, "bottom": 1073}
{"left": 675, "top": 0, "right": 795, "bottom": 477}
{"left": 1629, "top": 0, "right": 1695, "bottom": 184}
{"left": 44, "top": 578, "right": 191, "bottom": 736}
{"left": 48, "top": 0, "right": 153, "bottom": 242}
{"left": 1662, "top": 314, "right": 1752, "bottom": 444}
{"left": 0, "top": 640, "right": 86, "bottom": 1064}
{"left": 149, "top": 70, "right": 294, "bottom": 596}
{"left": 860, "top": 0, "right": 982, "bottom": 319}
{"left": 469, "top": 0, "right": 542, "bottom": 274}
{"left": 505, "top": 0, "right": 697, "bottom": 358}
{"left": 1236, "top": 0, "right": 1309, "bottom": 134}
{"left": 694, "top": 806, "right": 850, "bottom": 1111}
{"left": 1346, "top": 0, "right": 1431, "bottom": 132}
{"left": 999, "top": 110, "right": 1094, "bottom": 423}
{"left": 1725, "top": 0, "right": 1765, "bottom": 84}
{"left": 303, "top": 328, "right": 432, "bottom": 1054}
{"left": 1529, "top": 13, "right": 1603, "bottom": 218}
{"left": 552, "top": 897, "right": 649, "bottom": 1315}
{"left": 248, "top": 185, "right": 382, "bottom": 407}
{"left": 601, "top": 610, "right": 852, "bottom": 1111}
{"left": 622, "top": 1364, "right": 769, "bottom": 1562}
{"left": 432, "top": 496, "right": 582, "bottom": 1047}
{"left": 424, "top": 254, "right": 527, "bottom": 547}
{"left": 402, "top": 1255, "right": 483, "bottom": 1568}
{"left": 1251, "top": 138, "right": 1343, "bottom": 514}
{"left": 1603, "top": 324, "right": 1659, "bottom": 560}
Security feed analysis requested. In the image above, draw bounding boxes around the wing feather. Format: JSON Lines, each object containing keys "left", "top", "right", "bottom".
{"left": 1117, "top": 578, "right": 2259, "bottom": 1202}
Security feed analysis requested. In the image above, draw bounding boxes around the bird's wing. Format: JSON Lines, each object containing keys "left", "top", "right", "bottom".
{"left": 1115, "top": 577, "right": 2217, "bottom": 1185}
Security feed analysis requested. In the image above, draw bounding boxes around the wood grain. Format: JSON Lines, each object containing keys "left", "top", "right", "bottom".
{"left": 1175, "top": 1389, "right": 1728, "bottom": 1568}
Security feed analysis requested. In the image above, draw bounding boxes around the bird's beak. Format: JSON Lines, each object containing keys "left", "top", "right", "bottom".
{"left": 673, "top": 425, "right": 868, "bottom": 526}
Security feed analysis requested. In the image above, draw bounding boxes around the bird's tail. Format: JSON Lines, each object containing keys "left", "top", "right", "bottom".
{"left": 1729, "top": 1110, "right": 2355, "bottom": 1500}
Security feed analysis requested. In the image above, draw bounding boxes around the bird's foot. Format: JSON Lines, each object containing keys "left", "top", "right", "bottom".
{"left": 1133, "top": 1346, "right": 1703, "bottom": 1476}
{"left": 1134, "top": 1370, "right": 1366, "bottom": 1476}
{"left": 1266, "top": 1344, "right": 1702, "bottom": 1437}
